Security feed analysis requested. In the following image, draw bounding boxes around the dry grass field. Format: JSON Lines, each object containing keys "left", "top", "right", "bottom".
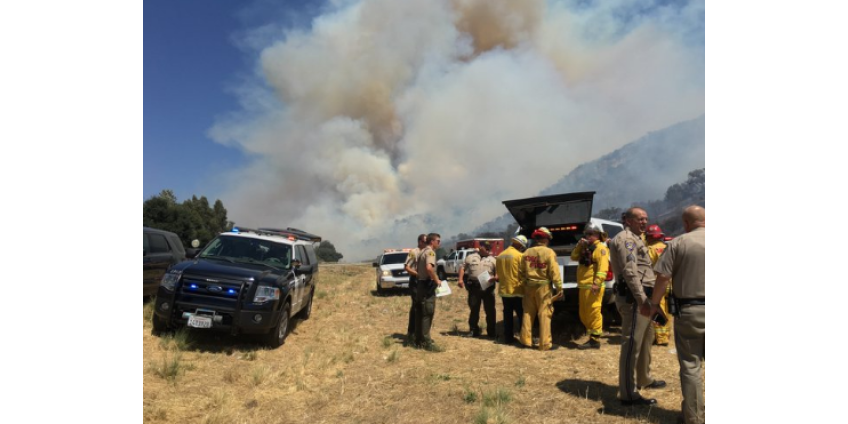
{"left": 143, "top": 264, "right": 704, "bottom": 424}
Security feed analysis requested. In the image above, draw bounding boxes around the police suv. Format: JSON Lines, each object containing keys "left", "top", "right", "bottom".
{"left": 373, "top": 249, "right": 413, "bottom": 294}
{"left": 151, "top": 227, "right": 321, "bottom": 348}
{"left": 502, "top": 192, "right": 624, "bottom": 317}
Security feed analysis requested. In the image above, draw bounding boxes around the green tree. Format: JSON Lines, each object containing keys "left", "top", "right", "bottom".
{"left": 143, "top": 190, "right": 231, "bottom": 247}
{"left": 315, "top": 241, "right": 344, "bottom": 263}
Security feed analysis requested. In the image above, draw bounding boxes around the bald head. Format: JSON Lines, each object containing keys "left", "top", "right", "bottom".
{"left": 682, "top": 205, "right": 705, "bottom": 232}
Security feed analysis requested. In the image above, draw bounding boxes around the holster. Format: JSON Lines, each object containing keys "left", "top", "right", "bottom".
{"left": 668, "top": 294, "right": 680, "bottom": 317}
{"left": 615, "top": 281, "right": 635, "bottom": 304}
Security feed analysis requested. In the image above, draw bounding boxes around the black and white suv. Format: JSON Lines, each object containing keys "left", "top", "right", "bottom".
{"left": 152, "top": 227, "right": 321, "bottom": 348}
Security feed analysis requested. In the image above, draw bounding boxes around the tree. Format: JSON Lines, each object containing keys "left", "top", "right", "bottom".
{"left": 315, "top": 241, "right": 344, "bottom": 263}
{"left": 143, "top": 190, "right": 232, "bottom": 247}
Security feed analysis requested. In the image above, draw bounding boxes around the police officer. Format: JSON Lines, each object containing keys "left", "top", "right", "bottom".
{"left": 609, "top": 207, "right": 666, "bottom": 406}
{"left": 645, "top": 224, "right": 671, "bottom": 346}
{"left": 403, "top": 234, "right": 427, "bottom": 344}
{"left": 642, "top": 206, "right": 705, "bottom": 424}
{"left": 494, "top": 235, "right": 528, "bottom": 345}
{"left": 414, "top": 233, "right": 443, "bottom": 351}
{"left": 519, "top": 227, "right": 562, "bottom": 351}
{"left": 572, "top": 222, "right": 610, "bottom": 350}
{"left": 458, "top": 242, "right": 497, "bottom": 338}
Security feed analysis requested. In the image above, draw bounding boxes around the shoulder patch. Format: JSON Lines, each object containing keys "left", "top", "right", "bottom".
{"left": 601, "top": 249, "right": 607, "bottom": 256}
{"left": 625, "top": 240, "right": 634, "bottom": 251}
{"left": 428, "top": 251, "right": 435, "bottom": 257}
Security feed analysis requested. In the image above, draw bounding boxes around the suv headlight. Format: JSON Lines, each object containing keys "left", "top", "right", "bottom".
{"left": 382, "top": 270, "right": 391, "bottom": 277}
{"left": 254, "top": 286, "right": 281, "bottom": 303}
{"left": 160, "top": 271, "right": 182, "bottom": 291}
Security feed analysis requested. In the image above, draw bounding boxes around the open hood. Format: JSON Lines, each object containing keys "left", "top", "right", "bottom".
{"left": 502, "top": 191, "right": 595, "bottom": 229}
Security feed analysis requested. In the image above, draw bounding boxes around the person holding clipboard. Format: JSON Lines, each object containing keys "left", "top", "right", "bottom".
{"left": 458, "top": 242, "right": 497, "bottom": 338}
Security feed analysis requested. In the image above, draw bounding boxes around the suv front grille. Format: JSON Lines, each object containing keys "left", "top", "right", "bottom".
{"left": 177, "top": 275, "right": 248, "bottom": 308}
{"left": 391, "top": 269, "right": 409, "bottom": 277}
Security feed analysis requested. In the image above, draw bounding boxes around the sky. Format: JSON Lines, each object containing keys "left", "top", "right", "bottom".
{"left": 145, "top": 0, "right": 706, "bottom": 260}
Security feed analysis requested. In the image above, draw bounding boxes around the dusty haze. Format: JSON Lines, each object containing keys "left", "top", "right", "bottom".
{"left": 209, "top": 0, "right": 705, "bottom": 261}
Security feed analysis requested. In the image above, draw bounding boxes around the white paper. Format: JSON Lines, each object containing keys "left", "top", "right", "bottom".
{"left": 477, "top": 271, "right": 492, "bottom": 290}
{"left": 436, "top": 280, "right": 452, "bottom": 297}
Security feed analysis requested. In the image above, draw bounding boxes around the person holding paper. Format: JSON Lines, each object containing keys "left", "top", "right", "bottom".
{"left": 403, "top": 234, "right": 427, "bottom": 345}
{"left": 458, "top": 242, "right": 497, "bottom": 338}
{"left": 571, "top": 222, "right": 610, "bottom": 350}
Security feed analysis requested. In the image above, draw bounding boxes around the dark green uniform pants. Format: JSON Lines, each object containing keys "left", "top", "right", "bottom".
{"left": 676, "top": 305, "right": 705, "bottom": 424}
{"left": 414, "top": 280, "right": 437, "bottom": 346}
{"left": 466, "top": 281, "right": 496, "bottom": 337}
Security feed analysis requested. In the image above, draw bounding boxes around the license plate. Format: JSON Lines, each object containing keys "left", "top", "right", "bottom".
{"left": 187, "top": 315, "right": 212, "bottom": 328}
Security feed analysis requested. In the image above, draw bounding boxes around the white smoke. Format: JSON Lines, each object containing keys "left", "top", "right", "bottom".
{"left": 209, "top": 0, "right": 705, "bottom": 261}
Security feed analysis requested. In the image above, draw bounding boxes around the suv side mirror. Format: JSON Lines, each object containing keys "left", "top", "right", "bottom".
{"left": 372, "top": 262, "right": 378, "bottom": 267}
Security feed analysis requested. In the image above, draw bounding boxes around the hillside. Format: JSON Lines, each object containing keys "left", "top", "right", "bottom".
{"left": 465, "top": 115, "right": 705, "bottom": 239}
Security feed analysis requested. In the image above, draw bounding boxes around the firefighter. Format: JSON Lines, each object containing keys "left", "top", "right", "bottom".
{"left": 609, "top": 207, "right": 665, "bottom": 406}
{"left": 571, "top": 222, "right": 610, "bottom": 350}
{"left": 519, "top": 227, "right": 562, "bottom": 351}
{"left": 494, "top": 235, "right": 528, "bottom": 345}
{"left": 645, "top": 224, "right": 671, "bottom": 346}
{"left": 458, "top": 242, "right": 498, "bottom": 338}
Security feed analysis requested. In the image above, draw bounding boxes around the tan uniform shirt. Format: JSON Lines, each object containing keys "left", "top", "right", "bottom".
{"left": 462, "top": 252, "right": 496, "bottom": 281}
{"left": 609, "top": 228, "right": 656, "bottom": 301}
{"left": 416, "top": 246, "right": 437, "bottom": 281}
{"left": 654, "top": 227, "right": 705, "bottom": 299}
{"left": 405, "top": 247, "right": 421, "bottom": 275}
{"left": 520, "top": 245, "right": 562, "bottom": 290}
{"left": 496, "top": 246, "right": 524, "bottom": 297}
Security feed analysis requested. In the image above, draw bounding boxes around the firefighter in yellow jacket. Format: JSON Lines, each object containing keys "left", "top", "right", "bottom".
{"left": 571, "top": 222, "right": 610, "bottom": 350}
{"left": 519, "top": 227, "right": 562, "bottom": 351}
{"left": 494, "top": 235, "right": 527, "bottom": 345}
{"left": 646, "top": 224, "right": 671, "bottom": 346}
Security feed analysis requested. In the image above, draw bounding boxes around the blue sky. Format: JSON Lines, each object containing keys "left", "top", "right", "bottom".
{"left": 144, "top": 0, "right": 323, "bottom": 201}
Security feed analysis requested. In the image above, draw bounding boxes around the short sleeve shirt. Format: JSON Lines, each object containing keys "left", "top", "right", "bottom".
{"left": 417, "top": 246, "right": 437, "bottom": 281}
{"left": 654, "top": 227, "right": 705, "bottom": 299}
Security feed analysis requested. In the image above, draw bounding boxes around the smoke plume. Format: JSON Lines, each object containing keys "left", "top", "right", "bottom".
{"left": 209, "top": 0, "right": 705, "bottom": 260}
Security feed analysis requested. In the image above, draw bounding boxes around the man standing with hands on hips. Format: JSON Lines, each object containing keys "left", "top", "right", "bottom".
{"left": 609, "top": 207, "right": 666, "bottom": 406}
{"left": 642, "top": 206, "right": 705, "bottom": 424}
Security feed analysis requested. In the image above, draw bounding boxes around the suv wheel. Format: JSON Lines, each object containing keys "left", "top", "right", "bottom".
{"left": 265, "top": 302, "right": 291, "bottom": 348}
{"left": 376, "top": 282, "right": 385, "bottom": 295}
{"left": 437, "top": 267, "right": 446, "bottom": 281}
{"left": 151, "top": 313, "right": 169, "bottom": 335}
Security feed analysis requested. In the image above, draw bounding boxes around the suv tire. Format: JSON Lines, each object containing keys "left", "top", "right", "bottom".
{"left": 265, "top": 301, "right": 291, "bottom": 348}
{"left": 151, "top": 313, "right": 169, "bottom": 335}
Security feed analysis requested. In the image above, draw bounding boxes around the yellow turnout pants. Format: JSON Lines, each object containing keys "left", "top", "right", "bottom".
{"left": 521, "top": 283, "right": 553, "bottom": 350}
{"left": 654, "top": 294, "right": 672, "bottom": 345}
{"left": 579, "top": 285, "right": 604, "bottom": 340}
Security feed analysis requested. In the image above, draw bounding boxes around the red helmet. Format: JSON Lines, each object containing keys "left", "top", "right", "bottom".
{"left": 646, "top": 224, "right": 664, "bottom": 240}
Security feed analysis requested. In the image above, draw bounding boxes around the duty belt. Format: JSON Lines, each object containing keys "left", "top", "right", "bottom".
{"left": 677, "top": 298, "right": 705, "bottom": 306}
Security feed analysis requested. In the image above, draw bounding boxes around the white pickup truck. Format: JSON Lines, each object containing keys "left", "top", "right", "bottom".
{"left": 436, "top": 248, "right": 478, "bottom": 281}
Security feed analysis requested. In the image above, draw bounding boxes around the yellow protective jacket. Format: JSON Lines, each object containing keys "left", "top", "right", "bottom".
{"left": 520, "top": 245, "right": 562, "bottom": 290}
{"left": 570, "top": 240, "right": 610, "bottom": 289}
{"left": 496, "top": 246, "right": 524, "bottom": 297}
{"left": 647, "top": 240, "right": 667, "bottom": 265}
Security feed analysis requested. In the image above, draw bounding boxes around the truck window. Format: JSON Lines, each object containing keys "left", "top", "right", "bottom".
{"left": 149, "top": 233, "right": 170, "bottom": 254}
{"left": 602, "top": 224, "right": 623, "bottom": 240}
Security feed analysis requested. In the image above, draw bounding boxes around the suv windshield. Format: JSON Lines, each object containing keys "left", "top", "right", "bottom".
{"left": 381, "top": 253, "right": 408, "bottom": 265}
{"left": 199, "top": 235, "right": 293, "bottom": 269}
